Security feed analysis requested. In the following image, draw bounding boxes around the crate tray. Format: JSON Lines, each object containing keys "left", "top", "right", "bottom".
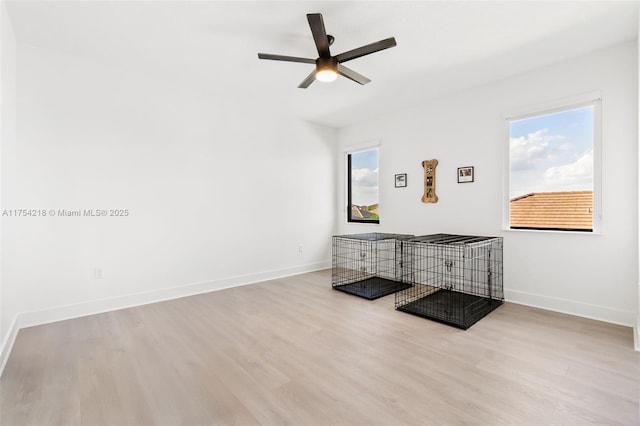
{"left": 333, "top": 277, "right": 412, "bottom": 300}
{"left": 397, "top": 289, "right": 502, "bottom": 329}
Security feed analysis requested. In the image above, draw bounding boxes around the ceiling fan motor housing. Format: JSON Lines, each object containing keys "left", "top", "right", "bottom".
{"left": 316, "top": 56, "right": 338, "bottom": 73}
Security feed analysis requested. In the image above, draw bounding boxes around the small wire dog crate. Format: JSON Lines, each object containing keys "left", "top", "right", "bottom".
{"left": 396, "top": 234, "right": 503, "bottom": 329}
{"left": 332, "top": 233, "right": 414, "bottom": 299}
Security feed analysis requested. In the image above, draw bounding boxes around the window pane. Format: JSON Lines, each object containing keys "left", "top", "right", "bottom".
{"left": 348, "top": 148, "right": 379, "bottom": 223}
{"left": 509, "top": 105, "right": 594, "bottom": 231}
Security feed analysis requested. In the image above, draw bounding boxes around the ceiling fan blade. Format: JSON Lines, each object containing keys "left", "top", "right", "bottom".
{"left": 298, "top": 70, "right": 317, "bottom": 89}
{"left": 258, "top": 53, "right": 315, "bottom": 64}
{"left": 307, "top": 13, "right": 331, "bottom": 58}
{"left": 337, "top": 64, "right": 371, "bottom": 85}
{"left": 335, "top": 37, "right": 397, "bottom": 63}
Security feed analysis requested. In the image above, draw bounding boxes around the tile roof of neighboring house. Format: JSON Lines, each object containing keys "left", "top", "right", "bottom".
{"left": 510, "top": 191, "right": 593, "bottom": 230}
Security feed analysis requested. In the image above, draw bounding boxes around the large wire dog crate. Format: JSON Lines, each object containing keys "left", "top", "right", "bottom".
{"left": 396, "top": 234, "right": 503, "bottom": 329}
{"left": 332, "top": 233, "right": 414, "bottom": 299}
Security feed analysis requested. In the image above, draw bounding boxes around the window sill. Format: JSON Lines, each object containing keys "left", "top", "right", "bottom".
{"left": 502, "top": 227, "right": 601, "bottom": 236}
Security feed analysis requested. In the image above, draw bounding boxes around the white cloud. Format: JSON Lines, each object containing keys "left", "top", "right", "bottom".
{"left": 352, "top": 168, "right": 379, "bottom": 206}
{"left": 542, "top": 150, "right": 593, "bottom": 190}
{"left": 352, "top": 168, "right": 379, "bottom": 187}
{"left": 510, "top": 129, "right": 567, "bottom": 171}
{"left": 509, "top": 128, "right": 585, "bottom": 197}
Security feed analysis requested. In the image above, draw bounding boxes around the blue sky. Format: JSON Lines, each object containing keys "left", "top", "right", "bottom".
{"left": 510, "top": 105, "right": 593, "bottom": 199}
{"left": 351, "top": 148, "right": 378, "bottom": 170}
{"left": 350, "top": 148, "right": 379, "bottom": 206}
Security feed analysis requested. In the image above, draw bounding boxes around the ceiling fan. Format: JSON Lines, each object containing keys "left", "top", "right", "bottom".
{"left": 258, "top": 13, "right": 397, "bottom": 89}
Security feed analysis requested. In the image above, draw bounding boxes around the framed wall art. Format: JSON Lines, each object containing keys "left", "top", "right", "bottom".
{"left": 457, "top": 166, "right": 474, "bottom": 183}
{"left": 395, "top": 173, "right": 407, "bottom": 188}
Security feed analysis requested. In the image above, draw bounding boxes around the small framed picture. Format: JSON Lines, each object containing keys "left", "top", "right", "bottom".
{"left": 457, "top": 166, "right": 474, "bottom": 183}
{"left": 395, "top": 173, "right": 407, "bottom": 188}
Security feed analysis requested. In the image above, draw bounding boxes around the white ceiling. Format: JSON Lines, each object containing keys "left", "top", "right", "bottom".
{"left": 5, "top": 1, "right": 639, "bottom": 128}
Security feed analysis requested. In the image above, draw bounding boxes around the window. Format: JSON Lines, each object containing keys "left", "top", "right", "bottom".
{"left": 347, "top": 147, "right": 379, "bottom": 223}
{"left": 507, "top": 98, "right": 600, "bottom": 232}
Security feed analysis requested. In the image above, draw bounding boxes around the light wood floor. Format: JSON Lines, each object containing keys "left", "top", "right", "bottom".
{"left": 2, "top": 269, "right": 638, "bottom": 425}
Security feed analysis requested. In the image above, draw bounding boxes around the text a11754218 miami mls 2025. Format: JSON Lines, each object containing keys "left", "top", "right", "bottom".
{"left": 1, "top": 208, "right": 130, "bottom": 217}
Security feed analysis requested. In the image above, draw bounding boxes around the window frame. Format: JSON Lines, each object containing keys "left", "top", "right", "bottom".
{"left": 346, "top": 145, "right": 380, "bottom": 225}
{"left": 503, "top": 92, "right": 602, "bottom": 234}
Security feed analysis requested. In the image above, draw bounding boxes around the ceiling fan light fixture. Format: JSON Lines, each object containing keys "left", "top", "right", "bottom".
{"left": 316, "top": 68, "right": 337, "bottom": 82}
{"left": 257, "top": 13, "right": 397, "bottom": 88}
{"left": 315, "top": 56, "right": 338, "bottom": 83}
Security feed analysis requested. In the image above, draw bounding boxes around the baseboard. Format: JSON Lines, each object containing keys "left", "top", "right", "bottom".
{"left": 0, "top": 315, "right": 20, "bottom": 378}
{"left": 0, "top": 261, "right": 330, "bottom": 377}
{"left": 505, "top": 289, "right": 636, "bottom": 327}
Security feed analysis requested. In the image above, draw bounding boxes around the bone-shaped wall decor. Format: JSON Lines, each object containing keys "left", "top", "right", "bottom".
{"left": 421, "top": 159, "right": 438, "bottom": 203}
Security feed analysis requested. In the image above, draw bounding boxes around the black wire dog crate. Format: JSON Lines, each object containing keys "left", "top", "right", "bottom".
{"left": 332, "top": 233, "right": 414, "bottom": 299}
{"left": 396, "top": 234, "right": 503, "bottom": 329}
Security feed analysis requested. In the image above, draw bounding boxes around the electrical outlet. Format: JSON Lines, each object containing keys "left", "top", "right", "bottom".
{"left": 298, "top": 244, "right": 303, "bottom": 253}
{"left": 94, "top": 268, "right": 103, "bottom": 279}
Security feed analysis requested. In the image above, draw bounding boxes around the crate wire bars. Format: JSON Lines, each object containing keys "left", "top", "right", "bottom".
{"left": 332, "top": 233, "right": 414, "bottom": 299}
{"left": 395, "top": 234, "right": 504, "bottom": 329}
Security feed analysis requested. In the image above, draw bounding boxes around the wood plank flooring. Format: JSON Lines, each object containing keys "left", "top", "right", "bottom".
{"left": 1, "top": 269, "right": 638, "bottom": 425}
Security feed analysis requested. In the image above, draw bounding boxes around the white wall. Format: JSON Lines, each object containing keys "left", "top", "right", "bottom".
{"left": 0, "top": 1, "right": 17, "bottom": 366}
{"left": 338, "top": 41, "right": 638, "bottom": 327}
{"left": 0, "top": 42, "right": 336, "bottom": 354}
